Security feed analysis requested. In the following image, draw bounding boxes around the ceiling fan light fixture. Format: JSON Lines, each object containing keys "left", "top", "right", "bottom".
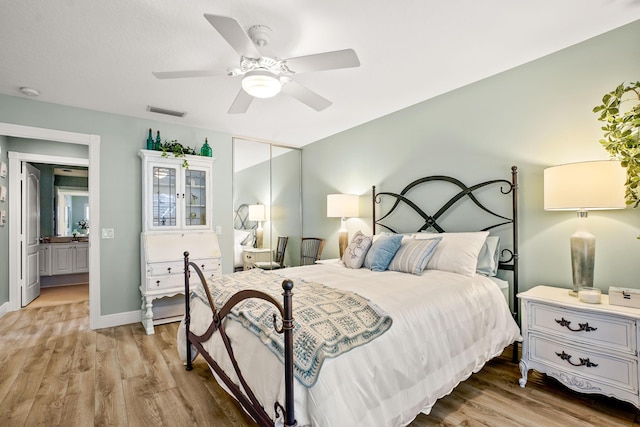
{"left": 242, "top": 70, "right": 281, "bottom": 98}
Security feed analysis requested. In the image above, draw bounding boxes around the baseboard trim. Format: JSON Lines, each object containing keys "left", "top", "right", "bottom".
{"left": 0, "top": 301, "right": 10, "bottom": 319}
{"left": 92, "top": 303, "right": 185, "bottom": 330}
{"left": 94, "top": 310, "right": 142, "bottom": 330}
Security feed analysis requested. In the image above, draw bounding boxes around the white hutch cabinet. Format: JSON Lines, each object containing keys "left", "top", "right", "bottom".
{"left": 139, "top": 149, "right": 221, "bottom": 334}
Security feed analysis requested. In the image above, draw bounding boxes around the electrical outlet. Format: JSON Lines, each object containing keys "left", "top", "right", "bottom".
{"left": 101, "top": 228, "right": 114, "bottom": 239}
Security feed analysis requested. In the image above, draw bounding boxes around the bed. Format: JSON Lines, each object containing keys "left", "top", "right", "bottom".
{"left": 180, "top": 167, "right": 522, "bottom": 427}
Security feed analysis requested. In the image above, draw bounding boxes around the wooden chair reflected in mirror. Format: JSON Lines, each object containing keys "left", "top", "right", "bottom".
{"left": 254, "top": 236, "right": 288, "bottom": 270}
{"left": 300, "top": 237, "right": 325, "bottom": 265}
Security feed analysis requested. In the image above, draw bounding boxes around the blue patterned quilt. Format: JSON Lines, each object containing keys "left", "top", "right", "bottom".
{"left": 191, "top": 268, "right": 393, "bottom": 387}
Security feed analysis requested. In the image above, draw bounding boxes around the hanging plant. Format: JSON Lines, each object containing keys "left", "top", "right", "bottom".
{"left": 159, "top": 139, "right": 197, "bottom": 168}
{"left": 593, "top": 81, "right": 640, "bottom": 207}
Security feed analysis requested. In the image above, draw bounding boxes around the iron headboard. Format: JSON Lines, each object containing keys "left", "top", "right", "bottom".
{"left": 372, "top": 166, "right": 519, "bottom": 359}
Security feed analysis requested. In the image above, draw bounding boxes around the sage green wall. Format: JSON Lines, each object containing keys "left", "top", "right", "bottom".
{"left": 34, "top": 164, "right": 55, "bottom": 237}
{"left": 302, "top": 20, "right": 640, "bottom": 294}
{"left": 0, "top": 135, "right": 8, "bottom": 303}
{"left": 0, "top": 95, "right": 234, "bottom": 315}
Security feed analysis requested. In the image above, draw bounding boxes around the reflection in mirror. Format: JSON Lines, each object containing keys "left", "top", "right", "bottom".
{"left": 271, "top": 146, "right": 301, "bottom": 266}
{"left": 233, "top": 138, "right": 302, "bottom": 270}
{"left": 56, "top": 187, "right": 89, "bottom": 236}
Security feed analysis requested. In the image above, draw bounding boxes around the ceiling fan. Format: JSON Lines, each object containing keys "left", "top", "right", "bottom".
{"left": 152, "top": 14, "right": 360, "bottom": 114}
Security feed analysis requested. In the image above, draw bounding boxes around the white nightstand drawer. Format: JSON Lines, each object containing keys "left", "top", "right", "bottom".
{"left": 529, "top": 334, "right": 638, "bottom": 393}
{"left": 530, "top": 303, "right": 635, "bottom": 354}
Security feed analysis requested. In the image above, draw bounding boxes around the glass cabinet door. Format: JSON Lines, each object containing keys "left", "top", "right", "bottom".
{"left": 184, "top": 168, "right": 208, "bottom": 227}
{"left": 152, "top": 165, "right": 178, "bottom": 227}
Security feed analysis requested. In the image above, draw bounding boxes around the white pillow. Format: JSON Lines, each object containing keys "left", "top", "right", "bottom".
{"left": 342, "top": 231, "right": 373, "bottom": 269}
{"left": 414, "top": 231, "right": 489, "bottom": 276}
{"left": 234, "top": 229, "right": 251, "bottom": 244}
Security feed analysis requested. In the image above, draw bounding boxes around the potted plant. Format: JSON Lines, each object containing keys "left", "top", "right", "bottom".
{"left": 159, "top": 139, "right": 198, "bottom": 168}
{"left": 593, "top": 81, "right": 640, "bottom": 207}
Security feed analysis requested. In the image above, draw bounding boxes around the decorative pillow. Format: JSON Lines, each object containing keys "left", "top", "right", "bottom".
{"left": 363, "top": 233, "right": 404, "bottom": 272}
{"left": 476, "top": 236, "right": 500, "bottom": 276}
{"left": 388, "top": 237, "right": 442, "bottom": 275}
{"left": 234, "top": 229, "right": 251, "bottom": 245}
{"left": 342, "top": 231, "right": 373, "bottom": 269}
{"left": 414, "top": 231, "right": 489, "bottom": 276}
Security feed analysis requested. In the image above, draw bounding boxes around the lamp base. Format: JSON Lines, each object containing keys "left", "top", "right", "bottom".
{"left": 256, "top": 227, "right": 264, "bottom": 249}
{"left": 569, "top": 229, "right": 595, "bottom": 297}
{"left": 338, "top": 230, "right": 348, "bottom": 259}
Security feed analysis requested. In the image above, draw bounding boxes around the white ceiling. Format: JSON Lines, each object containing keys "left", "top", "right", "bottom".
{"left": 1, "top": 1, "right": 639, "bottom": 148}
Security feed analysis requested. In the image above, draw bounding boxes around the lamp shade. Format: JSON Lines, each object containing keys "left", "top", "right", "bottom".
{"left": 544, "top": 160, "right": 626, "bottom": 211}
{"left": 242, "top": 70, "right": 281, "bottom": 98}
{"left": 248, "top": 204, "right": 266, "bottom": 221}
{"left": 327, "top": 194, "right": 359, "bottom": 218}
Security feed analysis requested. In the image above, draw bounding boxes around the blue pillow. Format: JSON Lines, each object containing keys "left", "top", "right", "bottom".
{"left": 476, "top": 236, "right": 500, "bottom": 276}
{"left": 364, "top": 234, "right": 404, "bottom": 272}
{"left": 388, "top": 237, "right": 442, "bottom": 275}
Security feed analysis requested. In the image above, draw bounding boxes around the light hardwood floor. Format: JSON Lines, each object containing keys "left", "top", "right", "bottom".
{"left": 1, "top": 300, "right": 639, "bottom": 426}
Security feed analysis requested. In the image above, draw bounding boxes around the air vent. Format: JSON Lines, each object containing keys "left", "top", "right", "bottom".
{"left": 147, "top": 105, "right": 186, "bottom": 118}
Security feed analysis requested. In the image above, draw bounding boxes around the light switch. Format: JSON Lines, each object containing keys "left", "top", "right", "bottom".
{"left": 101, "top": 228, "right": 115, "bottom": 239}
{"left": 215, "top": 225, "right": 222, "bottom": 234}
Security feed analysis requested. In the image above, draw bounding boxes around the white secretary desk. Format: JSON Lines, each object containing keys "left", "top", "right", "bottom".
{"left": 139, "top": 149, "right": 221, "bottom": 334}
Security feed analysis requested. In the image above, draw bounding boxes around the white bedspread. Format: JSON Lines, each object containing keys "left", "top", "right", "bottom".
{"left": 179, "top": 261, "right": 521, "bottom": 427}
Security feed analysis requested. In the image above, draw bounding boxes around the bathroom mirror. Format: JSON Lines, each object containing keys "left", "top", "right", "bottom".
{"left": 56, "top": 186, "right": 89, "bottom": 236}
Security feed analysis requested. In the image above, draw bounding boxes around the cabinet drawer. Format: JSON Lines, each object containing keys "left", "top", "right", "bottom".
{"left": 148, "top": 261, "right": 184, "bottom": 276}
{"left": 146, "top": 274, "right": 183, "bottom": 291}
{"left": 529, "top": 333, "right": 638, "bottom": 393}
{"left": 190, "top": 258, "right": 221, "bottom": 275}
{"left": 530, "top": 303, "right": 635, "bottom": 354}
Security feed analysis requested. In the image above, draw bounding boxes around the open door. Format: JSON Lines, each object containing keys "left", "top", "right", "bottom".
{"left": 22, "top": 162, "right": 40, "bottom": 306}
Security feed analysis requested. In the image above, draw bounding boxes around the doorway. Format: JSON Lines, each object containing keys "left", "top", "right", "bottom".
{"left": 34, "top": 163, "right": 90, "bottom": 306}
{"left": 2, "top": 122, "right": 101, "bottom": 330}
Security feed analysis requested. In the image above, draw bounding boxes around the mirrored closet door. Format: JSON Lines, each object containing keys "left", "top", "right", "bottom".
{"left": 233, "top": 138, "right": 301, "bottom": 270}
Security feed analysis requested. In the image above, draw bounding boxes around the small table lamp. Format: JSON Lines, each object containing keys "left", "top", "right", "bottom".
{"left": 249, "top": 204, "right": 266, "bottom": 248}
{"left": 544, "top": 160, "right": 626, "bottom": 296}
{"left": 327, "top": 194, "right": 359, "bottom": 258}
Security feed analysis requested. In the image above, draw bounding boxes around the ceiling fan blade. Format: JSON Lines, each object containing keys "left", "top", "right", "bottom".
{"left": 284, "top": 49, "right": 360, "bottom": 74}
{"left": 152, "top": 70, "right": 226, "bottom": 79}
{"left": 281, "top": 79, "right": 332, "bottom": 111}
{"left": 204, "top": 14, "right": 261, "bottom": 59}
{"left": 228, "top": 89, "right": 254, "bottom": 114}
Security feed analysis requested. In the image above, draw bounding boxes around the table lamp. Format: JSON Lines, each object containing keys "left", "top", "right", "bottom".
{"left": 544, "top": 160, "right": 626, "bottom": 296}
{"left": 327, "top": 194, "right": 359, "bottom": 258}
{"left": 249, "top": 204, "right": 266, "bottom": 248}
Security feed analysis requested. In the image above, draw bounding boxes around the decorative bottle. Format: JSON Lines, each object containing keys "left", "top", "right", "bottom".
{"left": 146, "top": 128, "right": 154, "bottom": 150}
{"left": 155, "top": 130, "right": 161, "bottom": 150}
{"left": 200, "top": 138, "right": 213, "bottom": 157}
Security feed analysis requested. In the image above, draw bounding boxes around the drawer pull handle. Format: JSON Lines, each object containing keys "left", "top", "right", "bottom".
{"left": 201, "top": 264, "right": 205, "bottom": 269}
{"left": 555, "top": 318, "right": 597, "bottom": 332}
{"left": 156, "top": 280, "right": 160, "bottom": 287}
{"left": 555, "top": 351, "right": 598, "bottom": 368}
{"left": 167, "top": 267, "right": 172, "bottom": 273}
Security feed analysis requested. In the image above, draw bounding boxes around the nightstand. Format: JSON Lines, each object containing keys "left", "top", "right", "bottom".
{"left": 518, "top": 285, "right": 640, "bottom": 409}
{"left": 243, "top": 248, "right": 272, "bottom": 270}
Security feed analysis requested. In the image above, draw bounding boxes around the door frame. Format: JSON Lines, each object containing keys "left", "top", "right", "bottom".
{"left": 3, "top": 122, "right": 101, "bottom": 330}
